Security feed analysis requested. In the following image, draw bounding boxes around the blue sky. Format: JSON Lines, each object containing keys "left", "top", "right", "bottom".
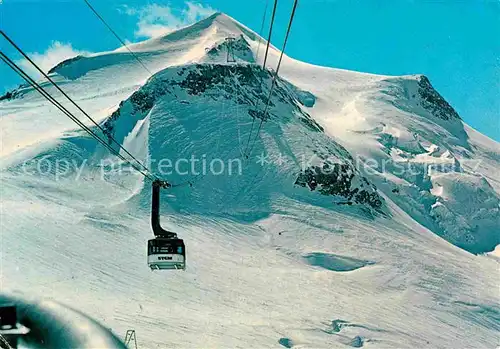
{"left": 1, "top": 0, "right": 498, "bottom": 140}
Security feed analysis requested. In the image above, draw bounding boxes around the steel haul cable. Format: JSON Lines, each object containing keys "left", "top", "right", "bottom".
{"left": 245, "top": 0, "right": 299, "bottom": 158}
{"left": 262, "top": 0, "right": 279, "bottom": 69}
{"left": 0, "top": 52, "right": 157, "bottom": 182}
{"left": 1, "top": 1, "right": 298, "bottom": 190}
{"left": 0, "top": 30, "right": 158, "bottom": 182}
{"left": 255, "top": 0, "right": 270, "bottom": 61}
{"left": 164, "top": 68, "right": 246, "bottom": 189}
{"left": 171, "top": 0, "right": 299, "bottom": 188}
{"left": 244, "top": 0, "right": 279, "bottom": 156}
{"left": 82, "top": 1, "right": 236, "bottom": 189}
{"left": 82, "top": 0, "right": 293, "bottom": 188}
{"left": 83, "top": 0, "right": 153, "bottom": 76}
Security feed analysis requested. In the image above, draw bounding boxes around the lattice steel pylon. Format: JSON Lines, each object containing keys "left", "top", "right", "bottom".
{"left": 124, "top": 329, "right": 138, "bottom": 349}
{"left": 225, "top": 37, "right": 236, "bottom": 63}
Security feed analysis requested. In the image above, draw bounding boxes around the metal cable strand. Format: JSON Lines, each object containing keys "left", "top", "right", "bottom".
{"left": 0, "top": 52, "right": 157, "bottom": 182}
{"left": 83, "top": 0, "right": 154, "bottom": 76}
{"left": 0, "top": 30, "right": 157, "bottom": 180}
{"left": 245, "top": 0, "right": 299, "bottom": 158}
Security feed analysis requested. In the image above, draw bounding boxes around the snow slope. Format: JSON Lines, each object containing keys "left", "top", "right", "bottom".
{"left": 1, "top": 12, "right": 499, "bottom": 349}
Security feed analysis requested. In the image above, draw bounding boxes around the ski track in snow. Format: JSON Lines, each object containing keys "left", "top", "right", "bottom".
{"left": 1, "top": 12, "right": 499, "bottom": 349}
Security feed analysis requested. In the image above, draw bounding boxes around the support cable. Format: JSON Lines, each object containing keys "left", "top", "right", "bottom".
{"left": 245, "top": 0, "right": 298, "bottom": 158}
{"left": 0, "top": 52, "right": 158, "bottom": 183}
{"left": 1, "top": 30, "right": 158, "bottom": 182}
{"left": 255, "top": 0, "right": 270, "bottom": 61}
{"left": 82, "top": 0, "right": 153, "bottom": 76}
{"left": 243, "top": 0, "right": 279, "bottom": 156}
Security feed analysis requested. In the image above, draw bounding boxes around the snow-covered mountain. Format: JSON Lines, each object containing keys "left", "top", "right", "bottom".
{"left": 1, "top": 13, "right": 499, "bottom": 348}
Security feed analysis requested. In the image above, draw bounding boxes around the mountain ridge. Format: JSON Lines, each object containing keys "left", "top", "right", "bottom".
{"left": 2, "top": 12, "right": 498, "bottom": 254}
{"left": 1, "top": 13, "right": 499, "bottom": 349}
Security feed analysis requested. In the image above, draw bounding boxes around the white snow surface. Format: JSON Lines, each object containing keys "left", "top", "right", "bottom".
{"left": 1, "top": 13, "right": 499, "bottom": 349}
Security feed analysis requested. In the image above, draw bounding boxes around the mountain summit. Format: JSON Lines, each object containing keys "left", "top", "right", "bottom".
{"left": 1, "top": 13, "right": 499, "bottom": 349}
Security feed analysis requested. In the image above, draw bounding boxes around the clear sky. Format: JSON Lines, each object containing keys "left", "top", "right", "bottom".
{"left": 1, "top": 0, "right": 498, "bottom": 140}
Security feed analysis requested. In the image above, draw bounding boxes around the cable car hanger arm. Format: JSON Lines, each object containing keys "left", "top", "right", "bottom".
{"left": 151, "top": 180, "right": 176, "bottom": 238}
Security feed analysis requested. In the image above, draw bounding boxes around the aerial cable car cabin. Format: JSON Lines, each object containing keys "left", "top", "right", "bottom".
{"left": 147, "top": 180, "right": 186, "bottom": 270}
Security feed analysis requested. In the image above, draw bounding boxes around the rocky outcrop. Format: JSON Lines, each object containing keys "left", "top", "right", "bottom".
{"left": 103, "top": 63, "right": 321, "bottom": 136}
{"left": 295, "top": 162, "right": 383, "bottom": 209}
{"left": 417, "top": 75, "right": 460, "bottom": 121}
{"left": 206, "top": 35, "right": 254, "bottom": 63}
{"left": 0, "top": 88, "right": 22, "bottom": 101}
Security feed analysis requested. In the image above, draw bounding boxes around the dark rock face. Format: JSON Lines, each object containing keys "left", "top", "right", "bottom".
{"left": 299, "top": 114, "right": 323, "bottom": 132}
{"left": 103, "top": 63, "right": 321, "bottom": 137}
{"left": 0, "top": 89, "right": 21, "bottom": 101}
{"left": 101, "top": 62, "right": 382, "bottom": 211}
{"left": 129, "top": 90, "right": 156, "bottom": 113}
{"left": 418, "top": 75, "right": 460, "bottom": 120}
{"left": 103, "top": 105, "right": 121, "bottom": 140}
{"left": 295, "top": 163, "right": 383, "bottom": 209}
{"left": 206, "top": 35, "right": 254, "bottom": 63}
{"left": 178, "top": 64, "right": 268, "bottom": 97}
{"left": 173, "top": 64, "right": 322, "bottom": 130}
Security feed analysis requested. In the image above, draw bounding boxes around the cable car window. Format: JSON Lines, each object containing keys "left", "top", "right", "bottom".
{"left": 159, "top": 245, "right": 173, "bottom": 253}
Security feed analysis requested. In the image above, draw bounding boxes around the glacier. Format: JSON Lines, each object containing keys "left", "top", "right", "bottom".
{"left": 1, "top": 12, "right": 499, "bottom": 348}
